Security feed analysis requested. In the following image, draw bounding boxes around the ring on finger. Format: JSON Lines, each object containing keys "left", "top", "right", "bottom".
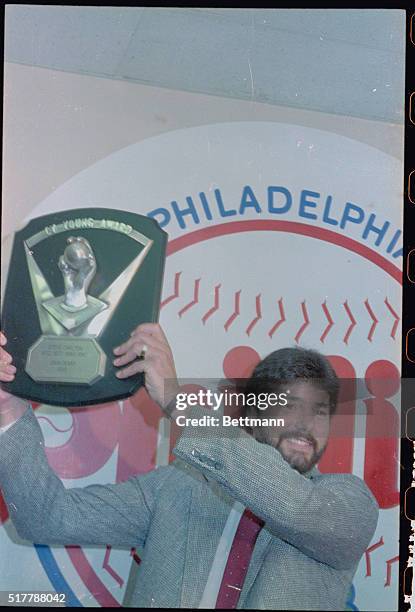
{"left": 139, "top": 343, "right": 148, "bottom": 359}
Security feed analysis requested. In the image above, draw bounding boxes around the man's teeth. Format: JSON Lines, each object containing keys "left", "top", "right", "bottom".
{"left": 287, "top": 437, "right": 312, "bottom": 447}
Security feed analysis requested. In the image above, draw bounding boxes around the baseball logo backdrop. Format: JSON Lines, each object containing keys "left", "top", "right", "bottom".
{"left": 0, "top": 122, "right": 402, "bottom": 610}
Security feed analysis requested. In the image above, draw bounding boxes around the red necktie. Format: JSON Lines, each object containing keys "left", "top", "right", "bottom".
{"left": 215, "top": 508, "right": 264, "bottom": 609}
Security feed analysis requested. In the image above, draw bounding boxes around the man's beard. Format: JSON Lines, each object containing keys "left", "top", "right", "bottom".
{"left": 253, "top": 427, "right": 327, "bottom": 474}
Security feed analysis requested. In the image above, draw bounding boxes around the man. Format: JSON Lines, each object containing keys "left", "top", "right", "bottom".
{"left": 0, "top": 324, "right": 378, "bottom": 610}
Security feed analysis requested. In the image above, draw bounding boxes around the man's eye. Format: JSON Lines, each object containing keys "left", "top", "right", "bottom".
{"left": 316, "top": 408, "right": 329, "bottom": 416}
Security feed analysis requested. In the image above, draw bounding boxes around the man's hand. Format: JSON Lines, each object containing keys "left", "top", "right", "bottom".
{"left": 0, "top": 332, "right": 28, "bottom": 426}
{"left": 113, "top": 323, "right": 179, "bottom": 411}
{"left": 0, "top": 332, "right": 16, "bottom": 389}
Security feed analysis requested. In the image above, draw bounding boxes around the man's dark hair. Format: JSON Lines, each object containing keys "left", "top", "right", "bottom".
{"left": 242, "top": 346, "right": 339, "bottom": 416}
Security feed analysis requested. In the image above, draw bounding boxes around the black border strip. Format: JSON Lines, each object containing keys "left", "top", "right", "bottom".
{"left": 400, "top": 9, "right": 415, "bottom": 612}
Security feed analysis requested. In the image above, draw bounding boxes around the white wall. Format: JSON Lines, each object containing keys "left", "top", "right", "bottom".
{"left": 2, "top": 61, "right": 403, "bottom": 241}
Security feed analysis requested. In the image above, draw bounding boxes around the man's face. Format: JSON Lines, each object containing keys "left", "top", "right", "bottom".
{"left": 252, "top": 380, "right": 331, "bottom": 474}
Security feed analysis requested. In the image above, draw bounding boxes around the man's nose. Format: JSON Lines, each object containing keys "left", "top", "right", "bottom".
{"left": 294, "top": 407, "right": 315, "bottom": 431}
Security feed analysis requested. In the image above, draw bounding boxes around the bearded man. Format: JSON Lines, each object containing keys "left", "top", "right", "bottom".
{"left": 0, "top": 324, "right": 378, "bottom": 610}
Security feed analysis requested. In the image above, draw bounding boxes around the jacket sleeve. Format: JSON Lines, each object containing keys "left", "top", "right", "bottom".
{"left": 0, "top": 406, "right": 169, "bottom": 548}
{"left": 172, "top": 405, "right": 379, "bottom": 571}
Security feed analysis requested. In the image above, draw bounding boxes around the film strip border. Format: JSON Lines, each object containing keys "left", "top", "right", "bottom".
{"left": 401, "top": 9, "right": 415, "bottom": 612}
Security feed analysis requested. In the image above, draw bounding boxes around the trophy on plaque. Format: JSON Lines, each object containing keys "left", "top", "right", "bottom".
{"left": 1, "top": 208, "right": 167, "bottom": 406}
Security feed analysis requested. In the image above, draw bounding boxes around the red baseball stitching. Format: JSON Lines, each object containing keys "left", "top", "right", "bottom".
{"left": 320, "top": 301, "right": 334, "bottom": 344}
{"left": 160, "top": 271, "right": 181, "bottom": 309}
{"left": 268, "top": 298, "right": 286, "bottom": 338}
{"left": 384, "top": 297, "right": 400, "bottom": 340}
{"left": 365, "top": 536, "right": 384, "bottom": 577}
{"left": 343, "top": 301, "right": 356, "bottom": 345}
{"left": 246, "top": 294, "right": 262, "bottom": 336}
{"left": 384, "top": 555, "right": 399, "bottom": 587}
{"left": 177, "top": 278, "right": 200, "bottom": 318}
{"left": 295, "top": 301, "right": 310, "bottom": 343}
{"left": 364, "top": 299, "right": 379, "bottom": 343}
{"left": 161, "top": 274, "right": 399, "bottom": 344}
{"left": 224, "top": 290, "right": 241, "bottom": 332}
{"left": 202, "top": 284, "right": 221, "bottom": 325}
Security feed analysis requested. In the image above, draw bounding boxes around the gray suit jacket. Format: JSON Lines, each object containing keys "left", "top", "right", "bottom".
{"left": 0, "top": 405, "right": 378, "bottom": 610}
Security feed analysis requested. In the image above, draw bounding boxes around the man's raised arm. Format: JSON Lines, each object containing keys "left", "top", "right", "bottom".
{"left": 0, "top": 331, "right": 165, "bottom": 549}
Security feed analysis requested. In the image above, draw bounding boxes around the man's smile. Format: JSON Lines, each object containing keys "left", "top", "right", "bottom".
{"left": 283, "top": 436, "right": 315, "bottom": 453}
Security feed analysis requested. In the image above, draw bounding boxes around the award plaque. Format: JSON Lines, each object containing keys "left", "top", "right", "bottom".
{"left": 1, "top": 208, "right": 167, "bottom": 406}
